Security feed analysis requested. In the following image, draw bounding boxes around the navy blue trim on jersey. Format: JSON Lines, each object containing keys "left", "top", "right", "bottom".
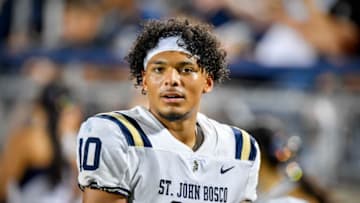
{"left": 78, "top": 138, "right": 83, "bottom": 171}
{"left": 83, "top": 137, "right": 102, "bottom": 170}
{"left": 116, "top": 112, "right": 152, "bottom": 148}
{"left": 232, "top": 127, "right": 243, "bottom": 160}
{"left": 249, "top": 137, "right": 257, "bottom": 161}
{"left": 96, "top": 114, "right": 135, "bottom": 146}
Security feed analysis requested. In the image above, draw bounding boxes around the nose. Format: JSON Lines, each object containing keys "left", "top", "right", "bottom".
{"left": 164, "top": 68, "right": 180, "bottom": 86}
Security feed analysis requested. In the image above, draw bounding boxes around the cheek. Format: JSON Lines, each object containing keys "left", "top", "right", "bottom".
{"left": 190, "top": 76, "right": 207, "bottom": 92}
{"left": 144, "top": 75, "right": 159, "bottom": 90}
{"left": 150, "top": 75, "right": 163, "bottom": 84}
{"left": 188, "top": 83, "right": 206, "bottom": 97}
{"left": 145, "top": 79, "right": 162, "bottom": 98}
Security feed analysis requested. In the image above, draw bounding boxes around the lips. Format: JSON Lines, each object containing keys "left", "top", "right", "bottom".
{"left": 160, "top": 91, "right": 185, "bottom": 103}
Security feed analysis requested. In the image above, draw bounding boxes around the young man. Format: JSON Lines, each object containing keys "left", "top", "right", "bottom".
{"left": 77, "top": 18, "right": 260, "bottom": 203}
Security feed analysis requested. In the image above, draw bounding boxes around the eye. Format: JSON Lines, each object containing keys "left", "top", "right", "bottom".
{"left": 181, "top": 66, "right": 195, "bottom": 73}
{"left": 152, "top": 67, "right": 165, "bottom": 73}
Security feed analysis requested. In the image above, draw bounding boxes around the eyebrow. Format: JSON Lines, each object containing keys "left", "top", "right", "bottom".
{"left": 149, "top": 60, "right": 167, "bottom": 65}
{"left": 176, "top": 61, "right": 195, "bottom": 66}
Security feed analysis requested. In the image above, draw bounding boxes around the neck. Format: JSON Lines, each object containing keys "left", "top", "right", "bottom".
{"left": 151, "top": 109, "right": 198, "bottom": 149}
{"left": 168, "top": 118, "right": 197, "bottom": 148}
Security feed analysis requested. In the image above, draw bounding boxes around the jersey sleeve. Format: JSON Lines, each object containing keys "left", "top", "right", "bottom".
{"left": 76, "top": 116, "right": 133, "bottom": 197}
{"left": 229, "top": 126, "right": 262, "bottom": 201}
{"left": 244, "top": 133, "right": 261, "bottom": 201}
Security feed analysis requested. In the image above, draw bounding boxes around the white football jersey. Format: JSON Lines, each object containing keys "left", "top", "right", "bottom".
{"left": 77, "top": 106, "right": 260, "bottom": 203}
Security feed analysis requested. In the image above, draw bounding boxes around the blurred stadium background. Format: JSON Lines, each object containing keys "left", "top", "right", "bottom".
{"left": 0, "top": 0, "right": 359, "bottom": 202}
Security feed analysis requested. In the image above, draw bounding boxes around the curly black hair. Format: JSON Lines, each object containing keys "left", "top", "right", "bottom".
{"left": 125, "top": 18, "right": 229, "bottom": 86}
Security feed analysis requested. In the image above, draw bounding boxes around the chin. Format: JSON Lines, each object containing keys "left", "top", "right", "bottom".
{"left": 158, "top": 108, "right": 190, "bottom": 122}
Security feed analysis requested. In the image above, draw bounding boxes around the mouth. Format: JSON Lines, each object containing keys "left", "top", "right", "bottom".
{"left": 160, "top": 92, "right": 185, "bottom": 103}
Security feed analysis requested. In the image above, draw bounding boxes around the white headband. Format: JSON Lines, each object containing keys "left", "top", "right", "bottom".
{"left": 143, "top": 36, "right": 192, "bottom": 69}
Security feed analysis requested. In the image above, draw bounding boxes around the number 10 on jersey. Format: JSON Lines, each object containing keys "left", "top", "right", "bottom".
{"left": 78, "top": 137, "right": 102, "bottom": 171}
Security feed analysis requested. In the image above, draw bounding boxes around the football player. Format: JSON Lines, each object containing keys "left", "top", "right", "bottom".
{"left": 77, "top": 18, "right": 260, "bottom": 203}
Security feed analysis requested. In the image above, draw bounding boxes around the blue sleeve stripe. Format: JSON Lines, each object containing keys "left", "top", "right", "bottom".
{"left": 249, "top": 137, "right": 257, "bottom": 161}
{"left": 232, "top": 127, "right": 243, "bottom": 160}
{"left": 95, "top": 114, "right": 135, "bottom": 146}
{"left": 116, "top": 112, "right": 152, "bottom": 148}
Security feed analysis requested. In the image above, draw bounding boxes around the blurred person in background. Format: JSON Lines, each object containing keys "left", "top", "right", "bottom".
{"left": 248, "top": 116, "right": 332, "bottom": 203}
{"left": 77, "top": 18, "right": 260, "bottom": 203}
{"left": 330, "top": 0, "right": 360, "bottom": 56}
{"left": 5, "top": 57, "right": 62, "bottom": 136}
{"left": 0, "top": 0, "right": 44, "bottom": 50}
{"left": 61, "top": 0, "right": 103, "bottom": 48}
{"left": 224, "top": 0, "right": 359, "bottom": 66}
{"left": 301, "top": 72, "right": 344, "bottom": 187}
{"left": 273, "top": 0, "right": 360, "bottom": 58}
{"left": 0, "top": 81, "right": 83, "bottom": 203}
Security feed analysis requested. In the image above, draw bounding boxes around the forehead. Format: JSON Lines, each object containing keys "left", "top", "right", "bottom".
{"left": 147, "top": 51, "right": 198, "bottom": 65}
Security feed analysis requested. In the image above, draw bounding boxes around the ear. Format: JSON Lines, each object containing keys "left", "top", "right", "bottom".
{"left": 203, "top": 75, "right": 214, "bottom": 94}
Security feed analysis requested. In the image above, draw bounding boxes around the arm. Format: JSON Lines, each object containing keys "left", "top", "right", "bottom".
{"left": 83, "top": 188, "right": 127, "bottom": 203}
{"left": 0, "top": 130, "right": 28, "bottom": 202}
{"left": 77, "top": 117, "right": 133, "bottom": 203}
